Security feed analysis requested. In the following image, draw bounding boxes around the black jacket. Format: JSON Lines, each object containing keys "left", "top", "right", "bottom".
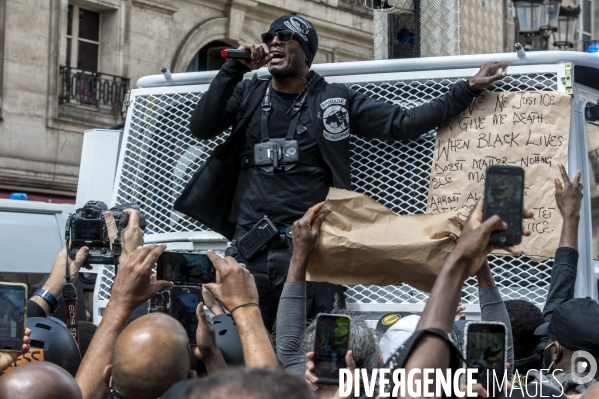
{"left": 177, "top": 60, "right": 482, "bottom": 239}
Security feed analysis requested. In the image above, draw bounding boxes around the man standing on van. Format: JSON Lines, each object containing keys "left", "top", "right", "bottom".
{"left": 181, "top": 15, "right": 509, "bottom": 330}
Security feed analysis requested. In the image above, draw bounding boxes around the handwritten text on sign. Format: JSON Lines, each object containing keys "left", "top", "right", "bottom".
{"left": 426, "top": 91, "right": 571, "bottom": 259}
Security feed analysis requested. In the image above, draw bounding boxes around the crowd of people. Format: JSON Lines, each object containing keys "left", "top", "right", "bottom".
{"left": 2, "top": 12, "right": 599, "bottom": 399}
{"left": 0, "top": 164, "right": 597, "bottom": 399}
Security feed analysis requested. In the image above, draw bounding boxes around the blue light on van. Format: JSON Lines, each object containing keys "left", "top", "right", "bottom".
{"left": 10, "top": 193, "right": 27, "bottom": 200}
{"left": 586, "top": 41, "right": 599, "bottom": 54}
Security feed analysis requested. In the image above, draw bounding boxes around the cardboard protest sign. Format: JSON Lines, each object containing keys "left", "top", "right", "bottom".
{"left": 427, "top": 91, "right": 571, "bottom": 259}
{"left": 306, "top": 188, "right": 461, "bottom": 291}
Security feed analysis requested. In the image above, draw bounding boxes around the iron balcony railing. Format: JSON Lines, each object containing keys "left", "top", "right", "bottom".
{"left": 59, "top": 66, "right": 130, "bottom": 113}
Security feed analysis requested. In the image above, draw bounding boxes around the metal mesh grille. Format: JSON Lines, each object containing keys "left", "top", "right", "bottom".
{"left": 108, "top": 72, "right": 559, "bottom": 305}
{"left": 345, "top": 73, "right": 558, "bottom": 305}
{"left": 115, "top": 92, "right": 228, "bottom": 234}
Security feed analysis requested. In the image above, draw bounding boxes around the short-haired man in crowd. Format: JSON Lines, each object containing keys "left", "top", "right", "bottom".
{"left": 186, "top": 13, "right": 511, "bottom": 331}
{"left": 0, "top": 362, "right": 83, "bottom": 399}
{"left": 505, "top": 299, "right": 545, "bottom": 375}
{"left": 526, "top": 298, "right": 599, "bottom": 395}
{"left": 102, "top": 312, "right": 196, "bottom": 399}
{"left": 166, "top": 368, "right": 315, "bottom": 399}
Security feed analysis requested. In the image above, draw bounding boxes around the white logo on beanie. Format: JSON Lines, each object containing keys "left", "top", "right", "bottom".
{"left": 284, "top": 17, "right": 311, "bottom": 41}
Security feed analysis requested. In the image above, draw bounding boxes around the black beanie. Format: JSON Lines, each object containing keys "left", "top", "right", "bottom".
{"left": 267, "top": 15, "right": 318, "bottom": 66}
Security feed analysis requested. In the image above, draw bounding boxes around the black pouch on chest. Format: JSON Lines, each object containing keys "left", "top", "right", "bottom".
{"left": 253, "top": 82, "right": 305, "bottom": 173}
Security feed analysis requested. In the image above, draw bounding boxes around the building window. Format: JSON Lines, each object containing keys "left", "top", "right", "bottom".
{"left": 66, "top": 4, "right": 100, "bottom": 72}
{"left": 186, "top": 41, "right": 230, "bottom": 72}
{"left": 580, "top": 0, "right": 593, "bottom": 43}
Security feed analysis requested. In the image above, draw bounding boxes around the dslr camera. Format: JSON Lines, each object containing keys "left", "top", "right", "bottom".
{"left": 65, "top": 200, "right": 146, "bottom": 264}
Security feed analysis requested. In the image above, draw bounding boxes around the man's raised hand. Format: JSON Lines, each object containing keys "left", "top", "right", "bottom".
{"left": 105, "top": 209, "right": 144, "bottom": 266}
{"left": 555, "top": 163, "right": 583, "bottom": 219}
{"left": 203, "top": 251, "right": 259, "bottom": 313}
{"left": 469, "top": 62, "right": 511, "bottom": 90}
{"left": 109, "top": 245, "right": 173, "bottom": 313}
{"left": 236, "top": 43, "right": 273, "bottom": 71}
{"left": 452, "top": 196, "right": 533, "bottom": 276}
{"left": 292, "top": 202, "right": 325, "bottom": 256}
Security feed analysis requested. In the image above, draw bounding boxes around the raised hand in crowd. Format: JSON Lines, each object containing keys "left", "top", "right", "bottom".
{"left": 402, "top": 197, "right": 533, "bottom": 395}
{"left": 204, "top": 250, "right": 278, "bottom": 369}
{"left": 30, "top": 244, "right": 92, "bottom": 316}
{"left": 194, "top": 302, "right": 227, "bottom": 375}
{"left": 105, "top": 208, "right": 144, "bottom": 266}
{"left": 469, "top": 61, "right": 511, "bottom": 90}
{"left": 305, "top": 350, "right": 356, "bottom": 399}
{"left": 288, "top": 201, "right": 325, "bottom": 283}
{"left": 75, "top": 245, "right": 172, "bottom": 399}
{"left": 554, "top": 163, "right": 583, "bottom": 250}
{"left": 202, "top": 278, "right": 224, "bottom": 316}
{"left": 0, "top": 328, "right": 31, "bottom": 371}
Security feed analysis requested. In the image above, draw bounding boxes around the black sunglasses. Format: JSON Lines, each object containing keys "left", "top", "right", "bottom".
{"left": 261, "top": 30, "right": 295, "bottom": 44}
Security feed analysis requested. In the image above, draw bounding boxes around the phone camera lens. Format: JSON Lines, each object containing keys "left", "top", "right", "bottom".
{"left": 500, "top": 236, "right": 506, "bottom": 243}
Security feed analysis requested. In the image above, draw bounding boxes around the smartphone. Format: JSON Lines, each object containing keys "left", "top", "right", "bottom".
{"left": 483, "top": 165, "right": 525, "bottom": 245}
{"left": 156, "top": 252, "right": 216, "bottom": 285}
{"left": 0, "top": 282, "right": 27, "bottom": 352}
{"left": 313, "top": 314, "right": 351, "bottom": 385}
{"left": 170, "top": 286, "right": 202, "bottom": 345}
{"left": 148, "top": 290, "right": 170, "bottom": 313}
{"left": 463, "top": 321, "right": 507, "bottom": 398}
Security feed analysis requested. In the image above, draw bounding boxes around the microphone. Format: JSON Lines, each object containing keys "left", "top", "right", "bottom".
{"left": 221, "top": 49, "right": 251, "bottom": 59}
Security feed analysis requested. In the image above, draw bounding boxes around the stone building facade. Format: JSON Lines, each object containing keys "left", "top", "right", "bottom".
{"left": 0, "top": 0, "right": 596, "bottom": 200}
{"left": 0, "top": 0, "right": 374, "bottom": 199}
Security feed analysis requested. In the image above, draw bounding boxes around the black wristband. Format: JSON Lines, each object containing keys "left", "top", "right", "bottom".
{"left": 33, "top": 289, "right": 59, "bottom": 313}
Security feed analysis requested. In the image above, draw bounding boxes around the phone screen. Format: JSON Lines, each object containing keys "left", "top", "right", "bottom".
{"left": 148, "top": 290, "right": 170, "bottom": 313}
{"left": 313, "top": 315, "right": 350, "bottom": 384}
{"left": 484, "top": 166, "right": 525, "bottom": 245}
{"left": 157, "top": 252, "right": 216, "bottom": 285}
{"left": 466, "top": 322, "right": 506, "bottom": 394}
{"left": 0, "top": 283, "right": 27, "bottom": 351}
{"left": 170, "top": 288, "right": 200, "bottom": 345}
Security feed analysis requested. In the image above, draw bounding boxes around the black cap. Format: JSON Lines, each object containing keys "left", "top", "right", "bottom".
{"left": 534, "top": 298, "right": 599, "bottom": 355}
{"left": 267, "top": 15, "right": 318, "bottom": 66}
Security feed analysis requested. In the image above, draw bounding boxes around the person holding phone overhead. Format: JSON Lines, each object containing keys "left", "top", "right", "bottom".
{"left": 180, "top": 13, "right": 511, "bottom": 331}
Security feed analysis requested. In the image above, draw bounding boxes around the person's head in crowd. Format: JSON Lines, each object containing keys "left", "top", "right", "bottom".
{"left": 536, "top": 298, "right": 599, "bottom": 379}
{"left": 26, "top": 316, "right": 81, "bottom": 376}
{"left": 505, "top": 299, "right": 544, "bottom": 359}
{"left": 102, "top": 312, "right": 195, "bottom": 399}
{"left": 300, "top": 306, "right": 382, "bottom": 371}
{"left": 171, "top": 367, "right": 315, "bottom": 399}
{"left": 377, "top": 313, "right": 420, "bottom": 363}
{"left": 77, "top": 321, "right": 97, "bottom": 360}
{"left": 0, "top": 362, "right": 82, "bottom": 399}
